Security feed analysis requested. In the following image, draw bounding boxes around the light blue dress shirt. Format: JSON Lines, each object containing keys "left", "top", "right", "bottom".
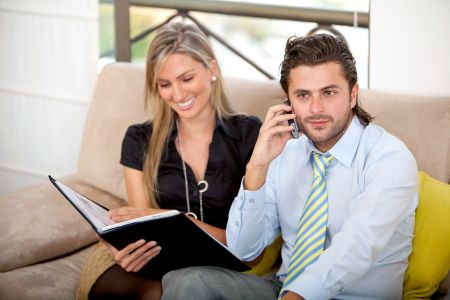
{"left": 226, "top": 117, "right": 418, "bottom": 300}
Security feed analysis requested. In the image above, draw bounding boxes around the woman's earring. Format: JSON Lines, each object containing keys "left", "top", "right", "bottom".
{"left": 211, "top": 76, "right": 217, "bottom": 82}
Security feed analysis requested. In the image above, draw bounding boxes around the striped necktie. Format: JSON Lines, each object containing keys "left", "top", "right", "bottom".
{"left": 280, "top": 152, "right": 334, "bottom": 297}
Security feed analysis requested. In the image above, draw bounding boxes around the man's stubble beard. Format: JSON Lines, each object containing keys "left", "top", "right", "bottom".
{"left": 298, "top": 101, "right": 353, "bottom": 151}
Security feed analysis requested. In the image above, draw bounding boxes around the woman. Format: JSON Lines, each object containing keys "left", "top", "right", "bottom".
{"left": 77, "top": 22, "right": 261, "bottom": 300}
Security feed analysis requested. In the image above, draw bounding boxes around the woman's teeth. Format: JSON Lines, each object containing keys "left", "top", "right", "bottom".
{"left": 178, "top": 98, "right": 195, "bottom": 107}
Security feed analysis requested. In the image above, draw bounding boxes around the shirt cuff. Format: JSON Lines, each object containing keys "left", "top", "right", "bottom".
{"left": 236, "top": 176, "right": 267, "bottom": 211}
{"left": 227, "top": 177, "right": 269, "bottom": 260}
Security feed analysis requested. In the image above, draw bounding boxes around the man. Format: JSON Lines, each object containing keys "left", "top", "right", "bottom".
{"left": 161, "top": 34, "right": 418, "bottom": 300}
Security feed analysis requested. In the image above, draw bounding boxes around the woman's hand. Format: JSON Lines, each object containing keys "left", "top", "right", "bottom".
{"left": 107, "top": 206, "right": 168, "bottom": 222}
{"left": 101, "top": 237, "right": 162, "bottom": 273}
{"left": 245, "top": 104, "right": 295, "bottom": 190}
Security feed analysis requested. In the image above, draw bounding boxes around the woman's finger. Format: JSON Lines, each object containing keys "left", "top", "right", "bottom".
{"left": 129, "top": 244, "right": 162, "bottom": 272}
{"left": 114, "top": 239, "right": 146, "bottom": 262}
{"left": 122, "top": 241, "right": 158, "bottom": 272}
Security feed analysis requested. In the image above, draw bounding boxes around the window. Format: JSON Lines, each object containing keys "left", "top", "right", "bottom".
{"left": 99, "top": 0, "right": 369, "bottom": 87}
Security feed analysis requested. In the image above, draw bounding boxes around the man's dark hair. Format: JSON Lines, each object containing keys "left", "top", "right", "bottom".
{"left": 279, "top": 33, "right": 373, "bottom": 126}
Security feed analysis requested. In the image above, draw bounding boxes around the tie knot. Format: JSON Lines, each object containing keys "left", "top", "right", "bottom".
{"left": 312, "top": 152, "right": 334, "bottom": 177}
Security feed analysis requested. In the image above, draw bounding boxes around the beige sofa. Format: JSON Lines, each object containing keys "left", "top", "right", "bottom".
{"left": 1, "top": 62, "right": 449, "bottom": 299}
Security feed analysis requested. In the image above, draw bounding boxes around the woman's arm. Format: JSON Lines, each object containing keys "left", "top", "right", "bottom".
{"left": 188, "top": 216, "right": 226, "bottom": 245}
{"left": 123, "top": 166, "right": 150, "bottom": 208}
{"left": 112, "top": 167, "right": 168, "bottom": 220}
{"left": 102, "top": 167, "right": 162, "bottom": 273}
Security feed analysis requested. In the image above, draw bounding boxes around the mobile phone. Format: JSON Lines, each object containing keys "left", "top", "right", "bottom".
{"left": 284, "top": 99, "right": 300, "bottom": 139}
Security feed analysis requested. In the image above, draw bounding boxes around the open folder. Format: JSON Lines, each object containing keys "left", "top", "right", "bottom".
{"left": 49, "top": 175, "right": 250, "bottom": 277}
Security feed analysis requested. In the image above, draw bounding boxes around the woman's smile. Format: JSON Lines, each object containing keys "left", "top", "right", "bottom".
{"left": 177, "top": 96, "right": 196, "bottom": 110}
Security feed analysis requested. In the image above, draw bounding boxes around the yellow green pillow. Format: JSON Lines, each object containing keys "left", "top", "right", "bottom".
{"left": 244, "top": 234, "right": 283, "bottom": 276}
{"left": 403, "top": 171, "right": 450, "bottom": 299}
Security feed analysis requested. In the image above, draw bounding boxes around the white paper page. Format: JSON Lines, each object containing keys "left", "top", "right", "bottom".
{"left": 56, "top": 181, "right": 114, "bottom": 230}
{"left": 102, "top": 209, "right": 180, "bottom": 231}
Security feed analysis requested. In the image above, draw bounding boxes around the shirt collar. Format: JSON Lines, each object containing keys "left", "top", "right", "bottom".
{"left": 303, "top": 116, "right": 363, "bottom": 168}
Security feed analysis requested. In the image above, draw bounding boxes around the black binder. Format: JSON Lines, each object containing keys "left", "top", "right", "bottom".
{"left": 49, "top": 175, "right": 250, "bottom": 277}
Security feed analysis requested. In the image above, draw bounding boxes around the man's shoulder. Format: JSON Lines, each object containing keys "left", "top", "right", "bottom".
{"left": 363, "top": 123, "right": 409, "bottom": 152}
{"left": 360, "top": 123, "right": 417, "bottom": 169}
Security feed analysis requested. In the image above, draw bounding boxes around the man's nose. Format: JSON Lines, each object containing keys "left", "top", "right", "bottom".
{"left": 309, "top": 95, "right": 324, "bottom": 113}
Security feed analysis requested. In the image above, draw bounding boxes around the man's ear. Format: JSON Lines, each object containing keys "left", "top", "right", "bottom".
{"left": 350, "top": 83, "right": 359, "bottom": 109}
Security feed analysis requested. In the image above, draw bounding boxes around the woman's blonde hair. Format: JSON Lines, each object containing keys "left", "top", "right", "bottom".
{"left": 143, "top": 22, "right": 235, "bottom": 208}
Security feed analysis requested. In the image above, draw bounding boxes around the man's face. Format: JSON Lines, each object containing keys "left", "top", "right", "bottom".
{"left": 287, "top": 62, "right": 358, "bottom": 152}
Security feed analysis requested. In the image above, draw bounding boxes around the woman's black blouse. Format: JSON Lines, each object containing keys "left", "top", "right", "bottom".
{"left": 120, "top": 115, "right": 261, "bottom": 229}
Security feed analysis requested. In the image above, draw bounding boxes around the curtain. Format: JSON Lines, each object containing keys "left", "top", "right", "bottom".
{"left": 0, "top": 0, "right": 98, "bottom": 194}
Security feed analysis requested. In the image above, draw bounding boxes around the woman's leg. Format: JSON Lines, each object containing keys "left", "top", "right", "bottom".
{"left": 89, "top": 265, "right": 162, "bottom": 300}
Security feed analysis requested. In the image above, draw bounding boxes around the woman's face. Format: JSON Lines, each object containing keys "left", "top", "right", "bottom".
{"left": 156, "top": 53, "right": 216, "bottom": 122}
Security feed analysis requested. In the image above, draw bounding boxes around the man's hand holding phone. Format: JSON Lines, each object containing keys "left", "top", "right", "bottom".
{"left": 244, "top": 102, "right": 297, "bottom": 191}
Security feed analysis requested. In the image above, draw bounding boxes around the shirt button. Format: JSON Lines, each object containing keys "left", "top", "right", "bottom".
{"left": 235, "top": 221, "right": 239, "bottom": 226}
{"left": 193, "top": 190, "right": 199, "bottom": 197}
{"left": 249, "top": 198, "right": 254, "bottom": 203}
{"left": 339, "top": 287, "right": 344, "bottom": 292}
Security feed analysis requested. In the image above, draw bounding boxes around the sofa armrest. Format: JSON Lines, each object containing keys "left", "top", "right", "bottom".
{"left": 0, "top": 176, "right": 125, "bottom": 272}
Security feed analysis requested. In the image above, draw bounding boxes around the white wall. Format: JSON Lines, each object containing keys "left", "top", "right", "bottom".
{"left": 369, "top": 0, "right": 450, "bottom": 96}
{"left": 0, "top": 0, "right": 98, "bottom": 195}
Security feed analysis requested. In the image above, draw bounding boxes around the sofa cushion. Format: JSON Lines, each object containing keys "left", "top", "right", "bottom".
{"left": 77, "top": 63, "right": 147, "bottom": 201}
{"left": 0, "top": 244, "right": 94, "bottom": 300}
{"left": 244, "top": 234, "right": 283, "bottom": 276}
{"left": 0, "top": 177, "right": 125, "bottom": 272}
{"left": 403, "top": 172, "right": 450, "bottom": 299}
{"left": 223, "top": 77, "right": 286, "bottom": 121}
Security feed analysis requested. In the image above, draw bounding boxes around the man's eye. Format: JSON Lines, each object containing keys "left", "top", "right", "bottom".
{"left": 183, "top": 77, "right": 193, "bottom": 82}
{"left": 324, "top": 90, "right": 336, "bottom": 96}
